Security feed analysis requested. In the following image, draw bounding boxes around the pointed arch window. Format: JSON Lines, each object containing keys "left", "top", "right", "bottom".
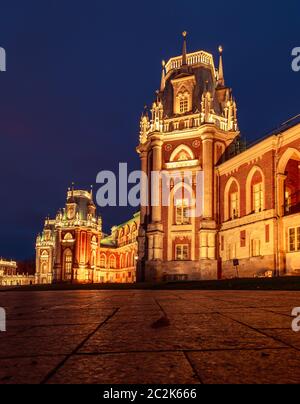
{"left": 225, "top": 178, "right": 240, "bottom": 221}
{"left": 175, "top": 199, "right": 190, "bottom": 225}
{"left": 253, "top": 183, "right": 264, "bottom": 213}
{"left": 108, "top": 255, "right": 116, "bottom": 269}
{"left": 63, "top": 249, "right": 73, "bottom": 281}
{"left": 230, "top": 192, "right": 239, "bottom": 220}
{"left": 100, "top": 254, "right": 106, "bottom": 268}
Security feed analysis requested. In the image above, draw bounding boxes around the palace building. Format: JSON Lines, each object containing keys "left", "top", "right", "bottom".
{"left": 35, "top": 189, "right": 138, "bottom": 284}
{"left": 0, "top": 259, "right": 35, "bottom": 286}
{"left": 136, "top": 33, "right": 300, "bottom": 282}
{"left": 36, "top": 34, "right": 300, "bottom": 284}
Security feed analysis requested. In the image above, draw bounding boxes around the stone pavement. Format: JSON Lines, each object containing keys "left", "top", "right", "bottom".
{"left": 0, "top": 290, "right": 300, "bottom": 384}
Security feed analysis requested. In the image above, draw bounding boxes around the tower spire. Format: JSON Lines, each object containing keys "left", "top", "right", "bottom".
{"left": 160, "top": 60, "right": 166, "bottom": 92}
{"left": 217, "top": 45, "right": 225, "bottom": 87}
{"left": 182, "top": 31, "right": 187, "bottom": 66}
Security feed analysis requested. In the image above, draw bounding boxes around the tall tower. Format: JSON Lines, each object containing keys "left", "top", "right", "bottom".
{"left": 35, "top": 217, "right": 56, "bottom": 284}
{"left": 36, "top": 188, "right": 103, "bottom": 284}
{"left": 137, "top": 34, "right": 239, "bottom": 282}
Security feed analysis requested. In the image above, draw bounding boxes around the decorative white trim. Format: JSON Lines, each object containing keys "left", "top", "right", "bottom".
{"left": 245, "top": 165, "right": 265, "bottom": 215}
{"left": 165, "top": 160, "right": 199, "bottom": 169}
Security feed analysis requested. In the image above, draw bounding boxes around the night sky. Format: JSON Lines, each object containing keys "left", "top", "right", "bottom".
{"left": 0, "top": 0, "right": 299, "bottom": 260}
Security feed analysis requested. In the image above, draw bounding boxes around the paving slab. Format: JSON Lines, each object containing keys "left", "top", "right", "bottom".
{"left": 47, "top": 352, "right": 200, "bottom": 384}
{"left": 187, "top": 348, "right": 300, "bottom": 384}
{"left": 0, "top": 289, "right": 299, "bottom": 384}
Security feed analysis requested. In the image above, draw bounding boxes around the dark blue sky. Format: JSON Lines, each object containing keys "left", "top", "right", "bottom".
{"left": 0, "top": 0, "right": 299, "bottom": 260}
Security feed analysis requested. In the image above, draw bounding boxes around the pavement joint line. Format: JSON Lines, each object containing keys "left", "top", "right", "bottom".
{"left": 183, "top": 351, "right": 203, "bottom": 384}
{"left": 154, "top": 299, "right": 168, "bottom": 316}
{"left": 259, "top": 308, "right": 293, "bottom": 318}
{"left": 77, "top": 346, "right": 292, "bottom": 356}
{"left": 0, "top": 347, "right": 292, "bottom": 361}
{"left": 39, "top": 307, "right": 120, "bottom": 384}
{"left": 75, "top": 346, "right": 292, "bottom": 355}
{"left": 217, "top": 311, "right": 299, "bottom": 352}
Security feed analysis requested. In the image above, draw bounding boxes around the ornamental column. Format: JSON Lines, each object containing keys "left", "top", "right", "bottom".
{"left": 138, "top": 150, "right": 148, "bottom": 226}
{"left": 202, "top": 133, "right": 214, "bottom": 219}
{"left": 151, "top": 136, "right": 163, "bottom": 223}
{"left": 199, "top": 128, "right": 217, "bottom": 277}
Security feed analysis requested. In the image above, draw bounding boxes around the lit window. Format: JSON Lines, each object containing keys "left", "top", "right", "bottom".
{"left": 251, "top": 239, "right": 261, "bottom": 257}
{"left": 176, "top": 244, "right": 189, "bottom": 261}
{"left": 285, "top": 189, "right": 292, "bottom": 213}
{"left": 253, "top": 183, "right": 263, "bottom": 212}
{"left": 175, "top": 199, "right": 190, "bottom": 225}
{"left": 179, "top": 98, "right": 189, "bottom": 113}
{"left": 230, "top": 192, "right": 239, "bottom": 219}
{"left": 100, "top": 255, "right": 106, "bottom": 268}
{"left": 41, "top": 262, "right": 48, "bottom": 274}
{"left": 64, "top": 250, "right": 73, "bottom": 280}
{"left": 289, "top": 227, "right": 300, "bottom": 252}
{"left": 108, "top": 255, "right": 116, "bottom": 269}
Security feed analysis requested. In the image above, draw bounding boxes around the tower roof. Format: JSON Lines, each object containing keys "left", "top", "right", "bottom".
{"left": 165, "top": 49, "right": 216, "bottom": 76}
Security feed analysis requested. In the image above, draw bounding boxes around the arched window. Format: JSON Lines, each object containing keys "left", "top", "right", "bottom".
{"left": 230, "top": 191, "right": 239, "bottom": 219}
{"left": 91, "top": 251, "right": 96, "bottom": 268}
{"left": 175, "top": 198, "right": 190, "bottom": 225}
{"left": 171, "top": 183, "right": 195, "bottom": 225}
{"left": 40, "top": 250, "right": 49, "bottom": 275}
{"left": 100, "top": 254, "right": 106, "bottom": 268}
{"left": 63, "top": 249, "right": 73, "bottom": 281}
{"left": 170, "top": 144, "right": 194, "bottom": 162}
{"left": 176, "top": 87, "right": 190, "bottom": 114}
{"left": 246, "top": 167, "right": 265, "bottom": 214}
{"left": 224, "top": 178, "right": 240, "bottom": 221}
{"left": 41, "top": 262, "right": 48, "bottom": 274}
{"left": 277, "top": 148, "right": 300, "bottom": 216}
{"left": 108, "top": 255, "right": 116, "bottom": 269}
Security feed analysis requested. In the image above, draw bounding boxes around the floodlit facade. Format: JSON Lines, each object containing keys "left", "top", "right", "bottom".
{"left": 36, "top": 34, "right": 300, "bottom": 284}
{"left": 0, "top": 259, "right": 35, "bottom": 286}
{"left": 136, "top": 34, "right": 300, "bottom": 282}
{"left": 35, "top": 189, "right": 138, "bottom": 284}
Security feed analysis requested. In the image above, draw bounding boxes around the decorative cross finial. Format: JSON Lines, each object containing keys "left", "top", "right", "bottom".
{"left": 160, "top": 60, "right": 166, "bottom": 92}
{"left": 217, "top": 45, "right": 225, "bottom": 87}
{"left": 182, "top": 31, "right": 188, "bottom": 66}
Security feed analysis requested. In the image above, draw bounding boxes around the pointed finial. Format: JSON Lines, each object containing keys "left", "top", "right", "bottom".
{"left": 155, "top": 89, "right": 160, "bottom": 103}
{"left": 217, "top": 45, "right": 225, "bottom": 87}
{"left": 182, "top": 31, "right": 187, "bottom": 66}
{"left": 90, "top": 185, "right": 93, "bottom": 198}
{"left": 160, "top": 60, "right": 166, "bottom": 92}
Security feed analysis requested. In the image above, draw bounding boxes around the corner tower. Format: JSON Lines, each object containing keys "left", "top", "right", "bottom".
{"left": 137, "top": 33, "right": 240, "bottom": 282}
